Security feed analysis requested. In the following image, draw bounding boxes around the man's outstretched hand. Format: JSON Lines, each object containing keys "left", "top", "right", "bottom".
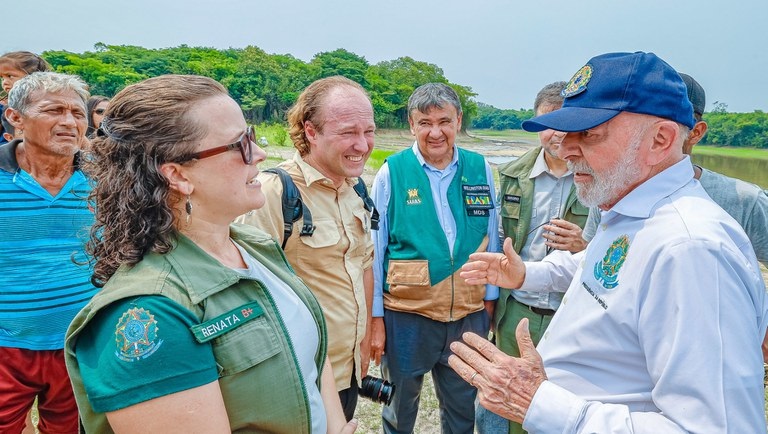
{"left": 460, "top": 237, "right": 526, "bottom": 289}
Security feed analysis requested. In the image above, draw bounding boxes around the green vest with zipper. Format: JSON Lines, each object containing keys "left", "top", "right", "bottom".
{"left": 382, "top": 147, "right": 491, "bottom": 322}
{"left": 498, "top": 146, "right": 589, "bottom": 253}
{"left": 64, "top": 225, "right": 327, "bottom": 434}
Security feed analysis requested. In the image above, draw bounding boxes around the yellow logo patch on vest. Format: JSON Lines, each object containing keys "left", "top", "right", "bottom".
{"left": 406, "top": 188, "right": 422, "bottom": 205}
{"left": 593, "top": 234, "right": 630, "bottom": 290}
{"left": 115, "top": 307, "right": 163, "bottom": 362}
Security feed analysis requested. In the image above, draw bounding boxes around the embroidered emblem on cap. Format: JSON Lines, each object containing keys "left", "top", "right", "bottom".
{"left": 562, "top": 65, "right": 593, "bottom": 98}
{"left": 115, "top": 307, "right": 163, "bottom": 362}
{"left": 593, "top": 234, "right": 629, "bottom": 290}
{"left": 406, "top": 188, "right": 422, "bottom": 205}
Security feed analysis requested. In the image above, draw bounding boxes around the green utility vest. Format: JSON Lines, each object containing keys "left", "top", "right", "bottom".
{"left": 498, "top": 147, "right": 589, "bottom": 253}
{"left": 65, "top": 225, "right": 327, "bottom": 434}
{"left": 383, "top": 148, "right": 492, "bottom": 322}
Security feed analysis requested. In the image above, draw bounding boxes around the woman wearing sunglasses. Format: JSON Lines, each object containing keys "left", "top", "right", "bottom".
{"left": 64, "top": 75, "right": 356, "bottom": 434}
{"left": 85, "top": 95, "right": 110, "bottom": 138}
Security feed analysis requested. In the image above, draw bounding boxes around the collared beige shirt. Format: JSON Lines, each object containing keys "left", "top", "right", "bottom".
{"left": 237, "top": 152, "right": 374, "bottom": 390}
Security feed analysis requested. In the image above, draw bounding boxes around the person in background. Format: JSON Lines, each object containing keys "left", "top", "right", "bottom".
{"left": 85, "top": 95, "right": 110, "bottom": 138}
{"left": 64, "top": 74, "right": 356, "bottom": 434}
{"left": 1, "top": 110, "right": 17, "bottom": 142}
{"left": 371, "top": 82, "right": 499, "bottom": 433}
{"left": 0, "top": 51, "right": 51, "bottom": 144}
{"left": 451, "top": 52, "right": 767, "bottom": 433}
{"left": 0, "top": 71, "right": 95, "bottom": 434}
{"left": 478, "top": 81, "right": 589, "bottom": 434}
{"left": 580, "top": 72, "right": 768, "bottom": 267}
{"left": 237, "top": 75, "right": 375, "bottom": 421}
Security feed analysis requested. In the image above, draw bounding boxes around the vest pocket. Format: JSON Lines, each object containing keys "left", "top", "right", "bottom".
{"left": 386, "top": 260, "right": 431, "bottom": 300}
{"left": 212, "top": 316, "right": 281, "bottom": 376}
{"left": 501, "top": 201, "right": 521, "bottom": 219}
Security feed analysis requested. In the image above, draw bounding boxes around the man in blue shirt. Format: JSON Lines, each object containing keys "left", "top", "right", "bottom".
{"left": 371, "top": 83, "right": 499, "bottom": 433}
{"left": 0, "top": 72, "right": 96, "bottom": 433}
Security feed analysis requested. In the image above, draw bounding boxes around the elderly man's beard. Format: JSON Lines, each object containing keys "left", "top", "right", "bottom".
{"left": 567, "top": 132, "right": 643, "bottom": 208}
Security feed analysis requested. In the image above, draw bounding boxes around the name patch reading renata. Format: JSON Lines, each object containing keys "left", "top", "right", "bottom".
{"left": 190, "top": 301, "right": 265, "bottom": 343}
{"left": 462, "top": 184, "right": 493, "bottom": 217}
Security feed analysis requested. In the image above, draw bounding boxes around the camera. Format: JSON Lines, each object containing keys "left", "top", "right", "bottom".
{"left": 359, "top": 375, "right": 395, "bottom": 406}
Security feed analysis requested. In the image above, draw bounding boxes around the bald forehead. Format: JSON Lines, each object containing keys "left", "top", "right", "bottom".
{"left": 317, "top": 85, "right": 372, "bottom": 119}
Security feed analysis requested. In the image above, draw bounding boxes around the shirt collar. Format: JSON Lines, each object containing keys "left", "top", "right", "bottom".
{"left": 0, "top": 139, "right": 82, "bottom": 174}
{"left": 529, "top": 148, "right": 572, "bottom": 180}
{"left": 292, "top": 151, "right": 357, "bottom": 188}
{"left": 0, "top": 139, "right": 22, "bottom": 173}
{"left": 608, "top": 156, "right": 694, "bottom": 219}
{"left": 410, "top": 141, "right": 459, "bottom": 171}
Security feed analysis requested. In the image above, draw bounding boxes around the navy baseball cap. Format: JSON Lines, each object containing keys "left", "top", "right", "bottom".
{"left": 679, "top": 72, "right": 706, "bottom": 117}
{"left": 522, "top": 52, "right": 695, "bottom": 132}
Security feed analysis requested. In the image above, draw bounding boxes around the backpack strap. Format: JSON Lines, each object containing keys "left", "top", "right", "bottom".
{"left": 353, "top": 177, "right": 379, "bottom": 231}
{"left": 264, "top": 168, "right": 314, "bottom": 248}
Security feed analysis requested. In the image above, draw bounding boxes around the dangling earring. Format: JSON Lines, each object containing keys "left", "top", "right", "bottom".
{"left": 185, "top": 195, "right": 192, "bottom": 224}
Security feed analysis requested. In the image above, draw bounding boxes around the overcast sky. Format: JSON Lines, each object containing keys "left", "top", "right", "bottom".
{"left": 5, "top": 0, "right": 767, "bottom": 113}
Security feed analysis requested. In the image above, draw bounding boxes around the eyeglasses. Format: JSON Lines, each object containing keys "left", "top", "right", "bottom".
{"left": 188, "top": 126, "right": 255, "bottom": 165}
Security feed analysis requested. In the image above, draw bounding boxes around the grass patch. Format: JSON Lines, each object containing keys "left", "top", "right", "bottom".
{"left": 693, "top": 145, "right": 768, "bottom": 160}
{"left": 252, "top": 123, "right": 291, "bottom": 147}
{"left": 468, "top": 129, "right": 538, "bottom": 142}
{"left": 368, "top": 149, "right": 396, "bottom": 171}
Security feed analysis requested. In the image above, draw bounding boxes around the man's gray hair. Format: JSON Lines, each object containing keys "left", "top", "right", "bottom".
{"left": 8, "top": 71, "right": 89, "bottom": 114}
{"left": 407, "top": 83, "right": 462, "bottom": 119}
{"left": 533, "top": 81, "right": 567, "bottom": 114}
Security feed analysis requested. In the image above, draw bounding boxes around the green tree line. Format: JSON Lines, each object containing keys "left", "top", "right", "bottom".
{"left": 473, "top": 103, "right": 768, "bottom": 149}
{"left": 470, "top": 102, "right": 533, "bottom": 130}
{"left": 40, "top": 43, "right": 477, "bottom": 129}
{"left": 702, "top": 111, "right": 768, "bottom": 148}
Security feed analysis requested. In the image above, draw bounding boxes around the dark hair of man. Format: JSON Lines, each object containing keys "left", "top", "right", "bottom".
{"left": 84, "top": 75, "right": 228, "bottom": 286}
{"left": 1, "top": 111, "right": 13, "bottom": 136}
{"left": 0, "top": 51, "right": 52, "bottom": 74}
{"left": 533, "top": 81, "right": 567, "bottom": 114}
{"left": 86, "top": 95, "right": 110, "bottom": 138}
{"left": 287, "top": 75, "right": 368, "bottom": 157}
{"left": 407, "top": 82, "right": 462, "bottom": 120}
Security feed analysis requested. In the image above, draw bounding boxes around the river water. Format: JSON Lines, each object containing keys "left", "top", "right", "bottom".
{"left": 482, "top": 143, "right": 767, "bottom": 191}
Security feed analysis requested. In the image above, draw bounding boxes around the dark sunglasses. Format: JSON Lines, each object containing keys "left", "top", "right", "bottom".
{"left": 189, "top": 126, "right": 255, "bottom": 165}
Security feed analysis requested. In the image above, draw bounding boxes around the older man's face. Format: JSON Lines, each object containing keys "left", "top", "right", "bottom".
{"left": 558, "top": 112, "right": 652, "bottom": 209}
{"left": 409, "top": 104, "right": 462, "bottom": 169}
{"left": 10, "top": 90, "right": 87, "bottom": 156}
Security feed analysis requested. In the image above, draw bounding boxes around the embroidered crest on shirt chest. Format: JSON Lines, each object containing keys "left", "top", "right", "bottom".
{"left": 406, "top": 188, "right": 422, "bottom": 205}
{"left": 593, "top": 235, "right": 630, "bottom": 290}
{"left": 114, "top": 307, "right": 163, "bottom": 362}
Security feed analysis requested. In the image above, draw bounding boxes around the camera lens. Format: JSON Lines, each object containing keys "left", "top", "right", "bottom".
{"left": 359, "top": 375, "right": 395, "bottom": 406}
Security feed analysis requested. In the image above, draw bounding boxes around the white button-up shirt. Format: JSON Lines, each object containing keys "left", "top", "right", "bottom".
{"left": 520, "top": 157, "right": 768, "bottom": 433}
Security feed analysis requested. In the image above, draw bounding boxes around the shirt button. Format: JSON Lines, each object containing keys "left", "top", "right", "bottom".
{"left": 543, "top": 331, "right": 550, "bottom": 340}
{"left": 562, "top": 296, "right": 567, "bottom": 305}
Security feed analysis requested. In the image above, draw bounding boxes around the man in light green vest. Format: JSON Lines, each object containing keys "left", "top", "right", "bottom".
{"left": 478, "top": 82, "right": 589, "bottom": 434}
{"left": 370, "top": 83, "right": 500, "bottom": 433}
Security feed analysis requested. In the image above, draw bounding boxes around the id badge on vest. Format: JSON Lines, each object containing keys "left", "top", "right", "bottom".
{"left": 462, "top": 184, "right": 493, "bottom": 217}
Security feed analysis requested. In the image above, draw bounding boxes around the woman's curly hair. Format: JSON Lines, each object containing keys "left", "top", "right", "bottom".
{"left": 84, "top": 75, "right": 228, "bottom": 287}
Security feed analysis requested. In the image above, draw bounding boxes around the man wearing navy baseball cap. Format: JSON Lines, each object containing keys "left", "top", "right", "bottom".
{"left": 450, "top": 52, "right": 768, "bottom": 432}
